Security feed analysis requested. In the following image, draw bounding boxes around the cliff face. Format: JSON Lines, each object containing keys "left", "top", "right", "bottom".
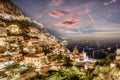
{"left": 0, "top": 0, "right": 24, "bottom": 16}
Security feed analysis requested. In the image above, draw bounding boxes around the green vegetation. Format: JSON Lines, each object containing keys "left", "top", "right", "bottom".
{"left": 0, "top": 71, "right": 7, "bottom": 79}
{"left": 94, "top": 53, "right": 116, "bottom": 66}
{"left": 42, "top": 45, "right": 52, "bottom": 55}
{"left": 31, "top": 65, "right": 120, "bottom": 80}
{"left": 29, "top": 53, "right": 119, "bottom": 80}
{"left": 19, "top": 66, "right": 29, "bottom": 74}
{"left": 29, "top": 66, "right": 86, "bottom": 80}
{"left": 63, "top": 56, "right": 72, "bottom": 66}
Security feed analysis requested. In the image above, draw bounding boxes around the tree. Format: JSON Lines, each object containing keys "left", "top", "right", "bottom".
{"left": 105, "top": 53, "right": 116, "bottom": 61}
{"left": 63, "top": 56, "right": 72, "bottom": 66}
{"left": 94, "top": 53, "right": 116, "bottom": 66}
{"left": 42, "top": 45, "right": 52, "bottom": 55}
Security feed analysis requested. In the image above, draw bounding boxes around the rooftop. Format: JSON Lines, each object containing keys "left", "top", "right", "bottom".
{"left": 0, "top": 54, "right": 11, "bottom": 58}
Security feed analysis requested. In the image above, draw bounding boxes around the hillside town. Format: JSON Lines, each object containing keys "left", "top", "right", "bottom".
{"left": 0, "top": 12, "right": 96, "bottom": 80}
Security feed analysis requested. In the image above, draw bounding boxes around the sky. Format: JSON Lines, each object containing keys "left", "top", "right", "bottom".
{"left": 11, "top": 0, "right": 120, "bottom": 39}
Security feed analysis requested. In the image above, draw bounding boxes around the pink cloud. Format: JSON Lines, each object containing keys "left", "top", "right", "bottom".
{"left": 62, "top": 20, "right": 77, "bottom": 26}
{"left": 49, "top": 10, "right": 69, "bottom": 18}
{"left": 104, "top": 0, "right": 118, "bottom": 6}
{"left": 54, "top": 20, "right": 77, "bottom": 27}
{"left": 53, "top": 13, "right": 87, "bottom": 28}
{"left": 54, "top": 19, "right": 84, "bottom": 28}
{"left": 52, "top": 0, "right": 64, "bottom": 6}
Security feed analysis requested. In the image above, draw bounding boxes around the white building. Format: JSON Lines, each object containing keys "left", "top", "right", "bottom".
{"left": 1, "top": 13, "right": 11, "bottom": 20}
{"left": 116, "top": 48, "right": 120, "bottom": 54}
{"left": 115, "top": 48, "right": 120, "bottom": 60}
{"left": 0, "top": 38, "right": 7, "bottom": 47}
{"left": 62, "top": 40, "right": 68, "bottom": 47}
{"left": 110, "top": 63, "right": 116, "bottom": 68}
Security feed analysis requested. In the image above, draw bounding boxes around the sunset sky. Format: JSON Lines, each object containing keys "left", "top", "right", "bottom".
{"left": 12, "top": 0, "right": 120, "bottom": 39}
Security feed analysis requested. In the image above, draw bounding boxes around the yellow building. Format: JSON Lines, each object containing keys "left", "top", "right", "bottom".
{"left": 7, "top": 25, "right": 21, "bottom": 34}
{"left": 22, "top": 53, "right": 46, "bottom": 68}
{"left": 28, "top": 27, "right": 39, "bottom": 33}
{"left": 0, "top": 27, "right": 7, "bottom": 37}
{"left": 116, "top": 48, "right": 120, "bottom": 60}
{"left": 73, "top": 46, "right": 79, "bottom": 55}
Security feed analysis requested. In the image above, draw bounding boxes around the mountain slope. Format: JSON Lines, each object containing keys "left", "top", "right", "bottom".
{"left": 0, "top": 0, "right": 46, "bottom": 32}
{"left": 0, "top": 0, "right": 24, "bottom": 16}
